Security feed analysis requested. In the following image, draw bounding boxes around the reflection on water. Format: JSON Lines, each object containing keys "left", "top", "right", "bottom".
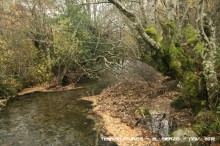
{"left": 0, "top": 80, "right": 118, "bottom": 146}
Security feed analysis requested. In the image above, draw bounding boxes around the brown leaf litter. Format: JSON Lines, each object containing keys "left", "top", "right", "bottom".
{"left": 83, "top": 76, "right": 196, "bottom": 146}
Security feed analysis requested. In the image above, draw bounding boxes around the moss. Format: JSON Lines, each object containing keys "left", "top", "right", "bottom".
{"left": 148, "top": 25, "right": 180, "bottom": 78}
{"left": 169, "top": 45, "right": 183, "bottom": 74}
{"left": 183, "top": 71, "right": 200, "bottom": 97}
{"left": 158, "top": 43, "right": 184, "bottom": 78}
{"left": 179, "top": 71, "right": 207, "bottom": 111}
{"left": 193, "top": 41, "right": 204, "bottom": 57}
{"left": 170, "top": 60, "right": 181, "bottom": 70}
{"left": 146, "top": 22, "right": 207, "bottom": 112}
{"left": 188, "top": 58, "right": 196, "bottom": 70}
{"left": 145, "top": 27, "right": 162, "bottom": 42}
{"left": 157, "top": 24, "right": 200, "bottom": 79}
{"left": 165, "top": 20, "right": 176, "bottom": 30}
{"left": 183, "top": 24, "right": 198, "bottom": 44}
{"left": 178, "top": 49, "right": 188, "bottom": 66}
{"left": 162, "top": 20, "right": 176, "bottom": 38}
{"left": 144, "top": 22, "right": 213, "bottom": 115}
{"left": 145, "top": 27, "right": 157, "bottom": 37}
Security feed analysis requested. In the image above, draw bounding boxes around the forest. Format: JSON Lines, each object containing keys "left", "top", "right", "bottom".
{"left": 0, "top": 0, "right": 220, "bottom": 146}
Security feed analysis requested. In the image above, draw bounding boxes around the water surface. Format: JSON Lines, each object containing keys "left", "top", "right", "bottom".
{"left": 0, "top": 80, "right": 117, "bottom": 146}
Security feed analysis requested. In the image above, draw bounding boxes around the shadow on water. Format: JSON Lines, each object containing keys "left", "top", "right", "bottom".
{"left": 0, "top": 79, "right": 118, "bottom": 146}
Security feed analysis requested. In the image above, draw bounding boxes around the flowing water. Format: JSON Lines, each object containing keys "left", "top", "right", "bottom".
{"left": 0, "top": 80, "right": 118, "bottom": 146}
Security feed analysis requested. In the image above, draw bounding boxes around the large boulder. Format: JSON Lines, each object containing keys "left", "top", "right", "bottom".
{"left": 116, "top": 59, "right": 162, "bottom": 82}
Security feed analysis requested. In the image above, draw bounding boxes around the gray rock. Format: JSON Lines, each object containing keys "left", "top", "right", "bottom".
{"left": 116, "top": 59, "right": 162, "bottom": 82}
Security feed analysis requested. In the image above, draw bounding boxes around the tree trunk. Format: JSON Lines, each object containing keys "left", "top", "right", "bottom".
{"left": 198, "top": 0, "right": 219, "bottom": 109}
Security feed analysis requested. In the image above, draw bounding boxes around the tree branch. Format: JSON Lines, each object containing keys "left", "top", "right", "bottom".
{"left": 108, "top": 0, "right": 161, "bottom": 50}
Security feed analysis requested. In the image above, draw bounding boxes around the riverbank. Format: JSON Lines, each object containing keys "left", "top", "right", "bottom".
{"left": 0, "top": 83, "right": 81, "bottom": 110}
{"left": 17, "top": 83, "right": 81, "bottom": 96}
{"left": 83, "top": 77, "right": 196, "bottom": 146}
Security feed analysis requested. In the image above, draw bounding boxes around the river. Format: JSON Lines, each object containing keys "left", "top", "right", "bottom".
{"left": 0, "top": 79, "right": 118, "bottom": 146}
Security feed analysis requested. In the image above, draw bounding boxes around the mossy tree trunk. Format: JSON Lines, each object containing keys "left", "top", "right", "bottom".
{"left": 198, "top": 0, "right": 219, "bottom": 109}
